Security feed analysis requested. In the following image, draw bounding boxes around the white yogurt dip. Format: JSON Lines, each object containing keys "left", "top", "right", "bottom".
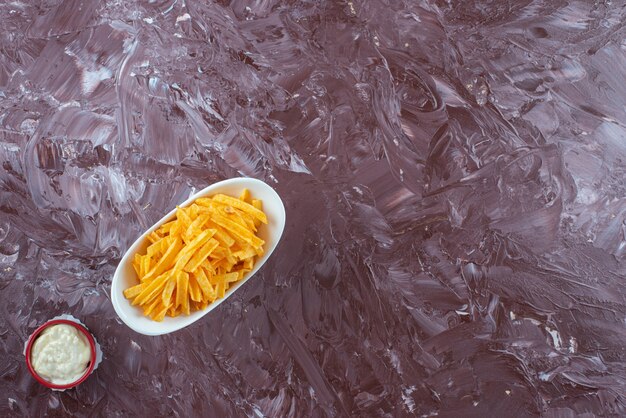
{"left": 30, "top": 324, "right": 91, "bottom": 385}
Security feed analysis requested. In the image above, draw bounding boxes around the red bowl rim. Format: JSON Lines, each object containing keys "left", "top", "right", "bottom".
{"left": 25, "top": 319, "right": 96, "bottom": 390}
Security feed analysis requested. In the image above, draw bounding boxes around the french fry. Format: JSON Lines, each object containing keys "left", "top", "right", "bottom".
{"left": 176, "top": 206, "right": 192, "bottom": 227}
{"left": 234, "top": 269, "right": 249, "bottom": 280}
{"left": 233, "top": 246, "right": 256, "bottom": 260}
{"left": 144, "top": 297, "right": 162, "bottom": 317}
{"left": 175, "top": 271, "right": 189, "bottom": 309}
{"left": 153, "top": 304, "right": 169, "bottom": 322}
{"left": 189, "top": 204, "right": 200, "bottom": 220}
{"left": 147, "top": 237, "right": 167, "bottom": 258}
{"left": 183, "top": 289, "right": 190, "bottom": 315}
{"left": 141, "top": 256, "right": 151, "bottom": 278}
{"left": 195, "top": 198, "right": 213, "bottom": 207}
{"left": 252, "top": 199, "right": 263, "bottom": 227}
{"left": 212, "top": 194, "right": 267, "bottom": 224}
{"left": 184, "top": 213, "right": 211, "bottom": 242}
{"left": 239, "top": 188, "right": 251, "bottom": 202}
{"left": 162, "top": 274, "right": 178, "bottom": 306}
{"left": 209, "top": 272, "right": 238, "bottom": 286}
{"left": 188, "top": 275, "right": 202, "bottom": 302}
{"left": 212, "top": 214, "right": 264, "bottom": 248}
{"left": 167, "top": 299, "right": 177, "bottom": 317}
{"left": 215, "top": 258, "right": 236, "bottom": 272}
{"left": 193, "top": 269, "right": 216, "bottom": 302}
{"left": 221, "top": 206, "right": 257, "bottom": 232}
{"left": 206, "top": 222, "right": 236, "bottom": 247}
{"left": 201, "top": 259, "right": 216, "bottom": 276}
{"left": 144, "top": 237, "right": 183, "bottom": 281}
{"left": 133, "top": 254, "right": 142, "bottom": 276}
{"left": 146, "top": 231, "right": 160, "bottom": 244}
{"left": 171, "top": 229, "right": 215, "bottom": 277}
{"left": 209, "top": 246, "right": 227, "bottom": 259}
{"left": 133, "top": 272, "right": 170, "bottom": 306}
{"left": 244, "top": 258, "right": 254, "bottom": 270}
{"left": 158, "top": 220, "right": 176, "bottom": 234}
{"left": 192, "top": 300, "right": 209, "bottom": 311}
{"left": 123, "top": 282, "right": 145, "bottom": 299}
{"left": 184, "top": 238, "right": 219, "bottom": 273}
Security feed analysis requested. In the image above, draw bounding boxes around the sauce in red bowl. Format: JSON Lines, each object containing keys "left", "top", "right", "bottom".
{"left": 25, "top": 319, "right": 96, "bottom": 390}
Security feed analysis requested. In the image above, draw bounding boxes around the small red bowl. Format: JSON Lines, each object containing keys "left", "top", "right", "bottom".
{"left": 25, "top": 319, "right": 96, "bottom": 390}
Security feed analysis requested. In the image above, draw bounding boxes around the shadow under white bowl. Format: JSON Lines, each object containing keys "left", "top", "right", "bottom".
{"left": 111, "top": 177, "right": 286, "bottom": 336}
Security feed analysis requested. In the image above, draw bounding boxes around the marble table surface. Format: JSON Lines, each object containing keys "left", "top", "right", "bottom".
{"left": 1, "top": 0, "right": 625, "bottom": 416}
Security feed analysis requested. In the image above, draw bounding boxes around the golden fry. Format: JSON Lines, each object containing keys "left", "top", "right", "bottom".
{"left": 141, "top": 256, "right": 151, "bottom": 278}
{"left": 172, "top": 229, "right": 215, "bottom": 276}
{"left": 133, "top": 254, "right": 141, "bottom": 276}
{"left": 239, "top": 188, "right": 251, "bottom": 202}
{"left": 153, "top": 304, "right": 169, "bottom": 322}
{"left": 206, "top": 222, "right": 236, "bottom": 247}
{"left": 133, "top": 272, "right": 169, "bottom": 306}
{"left": 176, "top": 206, "right": 192, "bottom": 227}
{"left": 244, "top": 258, "right": 254, "bottom": 270}
{"left": 193, "top": 269, "right": 216, "bottom": 302}
{"left": 201, "top": 259, "right": 216, "bottom": 276}
{"left": 144, "top": 237, "right": 183, "bottom": 281}
{"left": 147, "top": 237, "right": 168, "bottom": 258}
{"left": 189, "top": 204, "right": 200, "bottom": 220}
{"left": 217, "top": 282, "right": 225, "bottom": 298}
{"left": 143, "top": 298, "right": 161, "bottom": 317}
{"left": 194, "top": 198, "right": 213, "bottom": 207}
{"left": 162, "top": 274, "right": 177, "bottom": 306}
{"left": 212, "top": 194, "right": 267, "bottom": 224}
{"left": 175, "top": 271, "right": 189, "bottom": 309}
{"left": 220, "top": 207, "right": 257, "bottom": 232}
{"left": 212, "top": 214, "right": 264, "bottom": 248}
{"left": 233, "top": 246, "right": 256, "bottom": 260}
{"left": 252, "top": 199, "right": 263, "bottom": 227}
{"left": 184, "top": 213, "right": 211, "bottom": 242}
{"left": 188, "top": 275, "right": 202, "bottom": 302}
{"left": 158, "top": 220, "right": 176, "bottom": 234}
{"left": 209, "top": 272, "right": 238, "bottom": 286}
{"left": 184, "top": 238, "right": 219, "bottom": 273}
{"left": 123, "top": 282, "right": 144, "bottom": 299}
{"left": 146, "top": 231, "right": 160, "bottom": 244}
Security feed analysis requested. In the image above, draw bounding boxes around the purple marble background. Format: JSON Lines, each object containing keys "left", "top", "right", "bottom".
{"left": 1, "top": 0, "right": 626, "bottom": 416}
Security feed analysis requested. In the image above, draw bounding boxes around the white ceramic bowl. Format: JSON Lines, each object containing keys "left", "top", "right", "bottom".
{"left": 111, "top": 177, "right": 286, "bottom": 336}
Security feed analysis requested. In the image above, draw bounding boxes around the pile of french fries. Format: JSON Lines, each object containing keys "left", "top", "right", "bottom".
{"left": 123, "top": 189, "right": 267, "bottom": 321}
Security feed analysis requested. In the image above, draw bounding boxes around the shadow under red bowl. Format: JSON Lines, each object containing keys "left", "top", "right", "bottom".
{"left": 25, "top": 319, "right": 96, "bottom": 390}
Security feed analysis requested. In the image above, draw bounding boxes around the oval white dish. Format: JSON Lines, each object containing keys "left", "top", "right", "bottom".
{"left": 111, "top": 177, "right": 286, "bottom": 336}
